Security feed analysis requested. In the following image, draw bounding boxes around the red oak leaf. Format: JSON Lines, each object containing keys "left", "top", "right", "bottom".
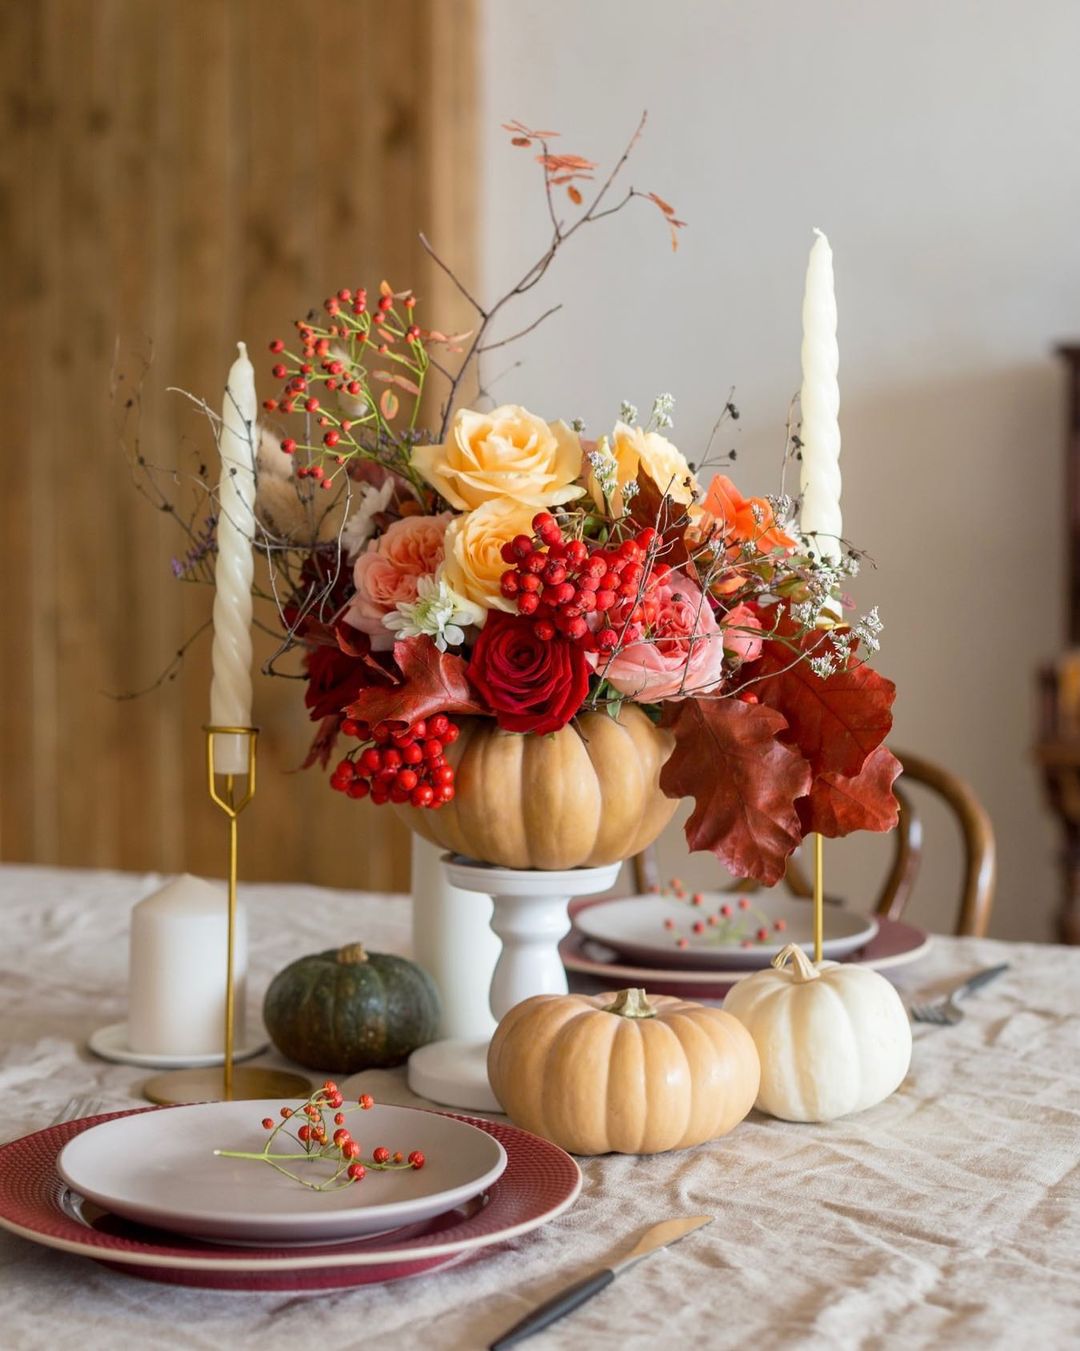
{"left": 347, "top": 636, "right": 489, "bottom": 727}
{"left": 660, "top": 698, "right": 812, "bottom": 885}
{"left": 628, "top": 465, "right": 693, "bottom": 568}
{"left": 750, "top": 630, "right": 895, "bottom": 779}
{"left": 796, "top": 744, "right": 903, "bottom": 837}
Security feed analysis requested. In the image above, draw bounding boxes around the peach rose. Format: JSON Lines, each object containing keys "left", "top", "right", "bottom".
{"left": 598, "top": 573, "right": 727, "bottom": 702}
{"left": 588, "top": 422, "right": 699, "bottom": 515}
{"left": 720, "top": 602, "right": 764, "bottom": 664}
{"left": 441, "top": 497, "right": 537, "bottom": 614}
{"left": 411, "top": 404, "right": 584, "bottom": 511}
{"left": 345, "top": 512, "right": 450, "bottom": 649}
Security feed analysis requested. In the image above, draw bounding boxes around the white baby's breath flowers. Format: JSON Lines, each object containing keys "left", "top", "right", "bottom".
{"left": 383, "top": 572, "right": 486, "bottom": 652}
{"left": 340, "top": 479, "right": 396, "bottom": 560}
{"left": 619, "top": 400, "right": 638, "bottom": 425}
{"left": 587, "top": 439, "right": 619, "bottom": 498}
{"left": 648, "top": 392, "right": 675, "bottom": 430}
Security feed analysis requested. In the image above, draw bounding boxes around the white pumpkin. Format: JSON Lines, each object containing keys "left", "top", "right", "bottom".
{"left": 722, "top": 942, "right": 912, "bottom": 1122}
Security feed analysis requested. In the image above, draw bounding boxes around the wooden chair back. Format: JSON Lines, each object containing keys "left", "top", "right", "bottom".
{"left": 632, "top": 748, "right": 996, "bottom": 937}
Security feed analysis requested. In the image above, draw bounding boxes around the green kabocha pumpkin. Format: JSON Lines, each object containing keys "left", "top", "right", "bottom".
{"left": 263, "top": 943, "right": 440, "bottom": 1073}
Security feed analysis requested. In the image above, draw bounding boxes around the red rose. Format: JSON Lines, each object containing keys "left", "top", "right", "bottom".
{"left": 467, "top": 612, "right": 590, "bottom": 735}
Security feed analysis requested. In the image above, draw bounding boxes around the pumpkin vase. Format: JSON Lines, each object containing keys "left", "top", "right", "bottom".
{"left": 394, "top": 706, "right": 677, "bottom": 870}
{"left": 488, "top": 987, "right": 761, "bottom": 1155}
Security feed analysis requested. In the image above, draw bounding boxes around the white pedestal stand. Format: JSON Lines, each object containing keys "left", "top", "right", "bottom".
{"left": 407, "top": 856, "right": 620, "bottom": 1112}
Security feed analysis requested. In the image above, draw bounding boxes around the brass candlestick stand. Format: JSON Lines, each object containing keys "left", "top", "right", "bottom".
{"left": 812, "top": 833, "right": 824, "bottom": 963}
{"left": 143, "top": 727, "right": 310, "bottom": 1105}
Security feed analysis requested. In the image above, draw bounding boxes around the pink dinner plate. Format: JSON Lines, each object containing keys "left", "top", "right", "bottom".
{"left": 0, "top": 1107, "right": 581, "bottom": 1292}
{"left": 561, "top": 899, "right": 931, "bottom": 1000}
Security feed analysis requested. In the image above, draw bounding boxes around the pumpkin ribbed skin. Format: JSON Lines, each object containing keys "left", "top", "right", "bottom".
{"left": 487, "top": 989, "right": 760, "bottom": 1155}
{"left": 394, "top": 706, "right": 677, "bottom": 870}
{"left": 722, "top": 946, "right": 912, "bottom": 1122}
{"left": 263, "top": 944, "right": 440, "bottom": 1073}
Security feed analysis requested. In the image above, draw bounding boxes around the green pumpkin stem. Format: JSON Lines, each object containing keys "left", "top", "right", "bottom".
{"left": 772, "top": 943, "right": 820, "bottom": 982}
{"left": 336, "top": 943, "right": 369, "bottom": 966}
{"left": 603, "top": 988, "right": 656, "bottom": 1019}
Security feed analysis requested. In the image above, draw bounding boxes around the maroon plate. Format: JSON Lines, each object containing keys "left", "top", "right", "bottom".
{"left": 561, "top": 898, "right": 931, "bottom": 999}
{"left": 0, "top": 1108, "right": 581, "bottom": 1292}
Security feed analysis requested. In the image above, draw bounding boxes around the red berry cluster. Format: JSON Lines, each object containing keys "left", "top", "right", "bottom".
{"left": 499, "top": 513, "right": 668, "bottom": 651}
{"left": 329, "top": 715, "right": 458, "bottom": 809}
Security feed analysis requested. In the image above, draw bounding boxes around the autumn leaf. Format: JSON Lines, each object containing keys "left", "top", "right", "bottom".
{"left": 348, "top": 636, "right": 489, "bottom": 728}
{"left": 660, "top": 698, "right": 812, "bottom": 885}
{"left": 567, "top": 185, "right": 583, "bottom": 205}
{"left": 627, "top": 464, "right": 693, "bottom": 568}
{"left": 380, "top": 389, "right": 399, "bottom": 420}
{"left": 796, "top": 744, "right": 902, "bottom": 837}
{"left": 750, "top": 631, "right": 896, "bottom": 779}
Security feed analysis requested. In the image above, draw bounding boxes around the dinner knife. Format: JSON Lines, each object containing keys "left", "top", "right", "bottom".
{"left": 488, "top": 1214, "right": 713, "bottom": 1350}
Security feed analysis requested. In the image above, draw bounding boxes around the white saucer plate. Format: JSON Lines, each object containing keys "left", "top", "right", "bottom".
{"left": 87, "top": 1022, "right": 269, "bottom": 1069}
{"left": 57, "top": 1100, "right": 507, "bottom": 1246}
{"left": 573, "top": 893, "right": 879, "bottom": 969}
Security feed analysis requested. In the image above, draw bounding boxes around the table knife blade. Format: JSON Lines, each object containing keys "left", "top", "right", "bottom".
{"left": 489, "top": 1214, "right": 713, "bottom": 1350}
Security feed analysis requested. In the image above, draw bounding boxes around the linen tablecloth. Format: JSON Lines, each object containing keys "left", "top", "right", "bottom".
{"left": 1, "top": 864, "right": 1078, "bottom": 1351}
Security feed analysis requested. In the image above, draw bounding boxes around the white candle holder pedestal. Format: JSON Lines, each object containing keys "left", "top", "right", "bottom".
{"left": 406, "top": 855, "right": 621, "bottom": 1112}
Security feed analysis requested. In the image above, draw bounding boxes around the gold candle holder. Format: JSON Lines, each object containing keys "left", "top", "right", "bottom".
{"left": 142, "top": 727, "right": 310, "bottom": 1105}
{"left": 812, "top": 832, "right": 824, "bottom": 963}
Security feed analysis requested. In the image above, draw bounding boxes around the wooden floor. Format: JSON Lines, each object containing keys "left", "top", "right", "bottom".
{"left": 0, "top": 0, "right": 477, "bottom": 890}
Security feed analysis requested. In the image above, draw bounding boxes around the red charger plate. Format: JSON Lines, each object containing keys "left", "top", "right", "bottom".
{"left": 0, "top": 1107, "right": 581, "bottom": 1292}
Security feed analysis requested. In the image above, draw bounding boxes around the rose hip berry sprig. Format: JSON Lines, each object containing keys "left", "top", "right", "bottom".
{"left": 263, "top": 283, "right": 434, "bottom": 498}
{"left": 329, "top": 714, "right": 459, "bottom": 809}
{"left": 214, "top": 1083, "right": 425, "bottom": 1191}
{"left": 654, "top": 880, "right": 788, "bottom": 950}
{"left": 500, "top": 512, "right": 668, "bottom": 652}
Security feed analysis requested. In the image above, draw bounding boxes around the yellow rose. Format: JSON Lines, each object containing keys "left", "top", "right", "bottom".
{"left": 589, "top": 422, "right": 699, "bottom": 515}
{"left": 412, "top": 404, "right": 584, "bottom": 511}
{"left": 441, "top": 497, "right": 538, "bottom": 613}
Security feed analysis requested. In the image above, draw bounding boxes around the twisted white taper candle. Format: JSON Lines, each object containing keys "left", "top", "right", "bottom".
{"left": 210, "top": 342, "right": 258, "bottom": 773}
{"left": 798, "top": 229, "right": 842, "bottom": 565}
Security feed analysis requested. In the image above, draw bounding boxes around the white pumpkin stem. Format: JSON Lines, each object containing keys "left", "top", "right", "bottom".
{"left": 772, "top": 943, "right": 820, "bottom": 983}
{"left": 603, "top": 988, "right": 657, "bottom": 1019}
{"left": 336, "top": 943, "right": 369, "bottom": 965}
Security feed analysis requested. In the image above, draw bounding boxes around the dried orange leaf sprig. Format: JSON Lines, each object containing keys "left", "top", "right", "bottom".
{"left": 214, "top": 1082, "right": 425, "bottom": 1192}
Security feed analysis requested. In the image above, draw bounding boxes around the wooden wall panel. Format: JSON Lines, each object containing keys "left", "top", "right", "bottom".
{"left": 0, "top": 0, "right": 479, "bottom": 891}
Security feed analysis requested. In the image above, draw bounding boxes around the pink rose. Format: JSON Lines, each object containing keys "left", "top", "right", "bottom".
{"left": 345, "top": 513, "right": 450, "bottom": 650}
{"left": 720, "top": 603, "right": 764, "bottom": 664}
{"left": 598, "top": 574, "right": 727, "bottom": 702}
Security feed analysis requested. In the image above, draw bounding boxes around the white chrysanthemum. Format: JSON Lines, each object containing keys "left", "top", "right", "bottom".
{"left": 383, "top": 572, "right": 486, "bottom": 652}
{"left": 340, "top": 479, "right": 396, "bottom": 560}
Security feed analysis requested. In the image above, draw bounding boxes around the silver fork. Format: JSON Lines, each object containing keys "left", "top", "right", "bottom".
{"left": 50, "top": 1095, "right": 116, "bottom": 1126}
{"left": 909, "top": 963, "right": 1010, "bottom": 1025}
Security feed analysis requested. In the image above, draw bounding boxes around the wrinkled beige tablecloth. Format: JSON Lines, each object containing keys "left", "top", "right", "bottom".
{"left": 1, "top": 865, "right": 1078, "bottom": 1351}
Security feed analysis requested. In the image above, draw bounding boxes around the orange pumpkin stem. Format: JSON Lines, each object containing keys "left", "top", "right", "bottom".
{"left": 771, "top": 943, "right": 820, "bottom": 983}
{"left": 336, "top": 943, "right": 370, "bottom": 966}
{"left": 603, "top": 988, "right": 657, "bottom": 1019}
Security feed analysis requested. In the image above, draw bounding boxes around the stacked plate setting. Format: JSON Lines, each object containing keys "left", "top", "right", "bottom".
{"left": 561, "top": 892, "right": 931, "bottom": 998}
{"left": 0, "top": 1102, "right": 581, "bottom": 1291}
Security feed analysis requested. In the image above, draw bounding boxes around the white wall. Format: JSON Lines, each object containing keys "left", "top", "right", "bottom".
{"left": 478, "top": 0, "right": 1076, "bottom": 939}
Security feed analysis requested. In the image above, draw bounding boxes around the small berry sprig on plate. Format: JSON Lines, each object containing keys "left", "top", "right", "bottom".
{"left": 214, "top": 1082, "right": 425, "bottom": 1191}
{"left": 655, "top": 878, "right": 788, "bottom": 950}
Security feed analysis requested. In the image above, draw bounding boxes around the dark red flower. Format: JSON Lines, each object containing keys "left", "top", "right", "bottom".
{"left": 304, "top": 641, "right": 371, "bottom": 721}
{"left": 466, "top": 612, "right": 589, "bottom": 735}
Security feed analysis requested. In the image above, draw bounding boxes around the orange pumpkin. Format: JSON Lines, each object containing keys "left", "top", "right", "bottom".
{"left": 487, "top": 987, "right": 761, "bottom": 1155}
{"left": 394, "top": 706, "right": 676, "bottom": 870}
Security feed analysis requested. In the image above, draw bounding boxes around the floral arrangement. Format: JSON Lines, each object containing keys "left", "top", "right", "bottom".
{"left": 142, "top": 117, "right": 900, "bottom": 884}
{"left": 657, "top": 880, "right": 788, "bottom": 950}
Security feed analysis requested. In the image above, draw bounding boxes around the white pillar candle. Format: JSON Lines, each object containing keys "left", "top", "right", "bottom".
{"left": 410, "top": 836, "right": 500, "bottom": 1040}
{"left": 799, "top": 229, "right": 843, "bottom": 564}
{"left": 210, "top": 342, "right": 258, "bottom": 774}
{"left": 127, "top": 875, "right": 247, "bottom": 1056}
